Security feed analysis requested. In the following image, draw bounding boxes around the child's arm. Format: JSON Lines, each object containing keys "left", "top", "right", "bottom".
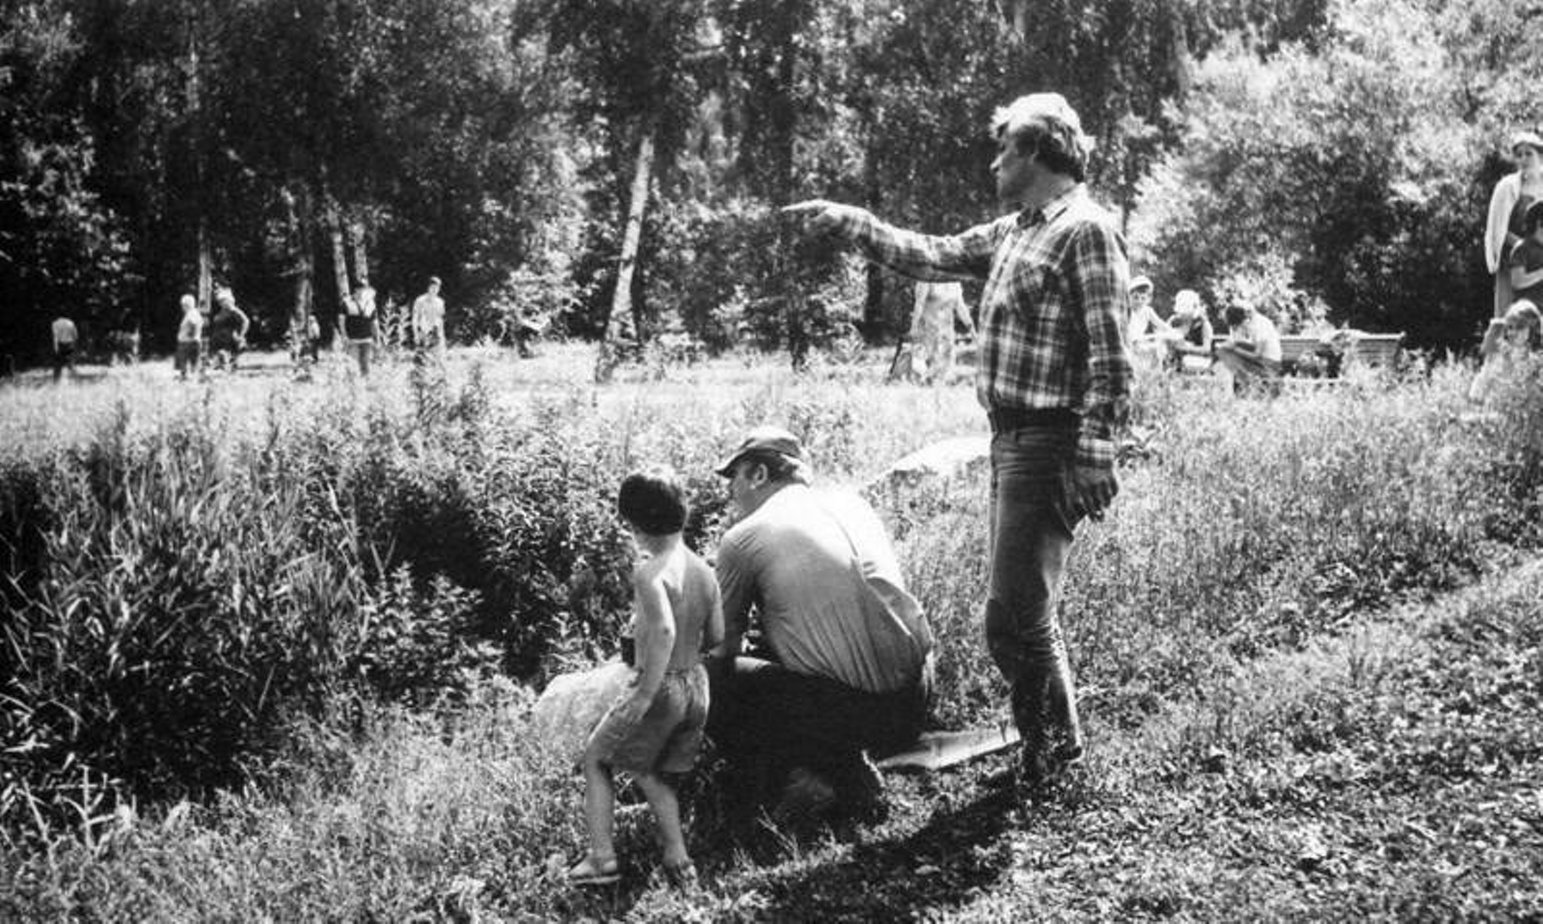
{"left": 615, "top": 561, "right": 675, "bottom": 723}
{"left": 1478, "top": 319, "right": 1506, "bottom": 359}
{"left": 1510, "top": 261, "right": 1543, "bottom": 291}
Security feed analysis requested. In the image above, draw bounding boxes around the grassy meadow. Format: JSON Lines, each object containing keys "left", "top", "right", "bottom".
{"left": 2, "top": 343, "right": 1542, "bottom": 921}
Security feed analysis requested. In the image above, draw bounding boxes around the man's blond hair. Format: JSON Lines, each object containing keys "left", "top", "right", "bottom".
{"left": 990, "top": 92, "right": 1094, "bottom": 182}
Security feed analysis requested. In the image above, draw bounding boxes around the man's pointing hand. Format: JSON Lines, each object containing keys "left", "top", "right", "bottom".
{"left": 781, "top": 200, "right": 867, "bottom": 237}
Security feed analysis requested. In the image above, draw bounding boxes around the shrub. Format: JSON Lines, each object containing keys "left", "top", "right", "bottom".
{"left": 1, "top": 411, "right": 358, "bottom": 835}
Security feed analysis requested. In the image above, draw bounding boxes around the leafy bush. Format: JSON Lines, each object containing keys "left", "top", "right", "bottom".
{"left": 1129, "top": 1, "right": 1495, "bottom": 348}
{"left": 1, "top": 411, "right": 357, "bottom": 834}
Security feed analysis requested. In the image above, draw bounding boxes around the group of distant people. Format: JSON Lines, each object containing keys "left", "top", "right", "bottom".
{"left": 111, "top": 275, "right": 448, "bottom": 382}
{"left": 1126, "top": 274, "right": 1287, "bottom": 394}
{"left": 31, "top": 272, "right": 540, "bottom": 385}
{"left": 1105, "top": 129, "right": 1543, "bottom": 401}
{"left": 1476, "top": 129, "right": 1543, "bottom": 404}
{"left": 174, "top": 287, "right": 251, "bottom": 380}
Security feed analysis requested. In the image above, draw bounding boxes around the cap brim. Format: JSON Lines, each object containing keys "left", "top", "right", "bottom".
{"left": 715, "top": 453, "right": 743, "bottom": 478}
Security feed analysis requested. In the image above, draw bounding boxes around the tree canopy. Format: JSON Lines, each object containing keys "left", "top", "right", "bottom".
{"left": 0, "top": 0, "right": 1535, "bottom": 364}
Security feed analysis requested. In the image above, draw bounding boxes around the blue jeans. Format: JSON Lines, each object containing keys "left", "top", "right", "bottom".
{"left": 985, "top": 422, "right": 1084, "bottom": 752}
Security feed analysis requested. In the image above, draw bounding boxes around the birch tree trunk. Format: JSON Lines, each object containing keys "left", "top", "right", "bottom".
{"left": 282, "top": 185, "right": 314, "bottom": 330}
{"left": 187, "top": 11, "right": 211, "bottom": 314}
{"left": 323, "top": 189, "right": 352, "bottom": 312}
{"left": 347, "top": 217, "right": 370, "bottom": 289}
{"left": 594, "top": 127, "right": 655, "bottom": 383}
{"left": 197, "top": 220, "right": 212, "bottom": 314}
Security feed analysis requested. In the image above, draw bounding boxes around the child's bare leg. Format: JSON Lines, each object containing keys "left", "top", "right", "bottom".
{"left": 634, "top": 771, "right": 688, "bottom": 867}
{"left": 581, "top": 753, "right": 617, "bottom": 865}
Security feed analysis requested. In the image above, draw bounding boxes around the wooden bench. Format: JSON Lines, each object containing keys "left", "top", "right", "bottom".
{"left": 1279, "top": 335, "right": 1322, "bottom": 368}
{"left": 1279, "top": 331, "right": 1404, "bottom": 377}
{"left": 1344, "top": 332, "right": 1404, "bottom": 369}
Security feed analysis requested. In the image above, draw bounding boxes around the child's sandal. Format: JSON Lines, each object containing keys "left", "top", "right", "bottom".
{"left": 567, "top": 855, "right": 621, "bottom": 887}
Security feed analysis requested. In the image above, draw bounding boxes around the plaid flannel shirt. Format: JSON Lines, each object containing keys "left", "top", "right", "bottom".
{"left": 839, "top": 185, "right": 1133, "bottom": 469}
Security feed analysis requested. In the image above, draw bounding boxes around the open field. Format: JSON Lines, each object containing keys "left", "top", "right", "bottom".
{"left": 3, "top": 344, "right": 1542, "bottom": 921}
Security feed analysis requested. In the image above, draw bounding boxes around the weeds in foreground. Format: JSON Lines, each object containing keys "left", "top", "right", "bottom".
{"left": 2, "top": 350, "right": 1542, "bottom": 919}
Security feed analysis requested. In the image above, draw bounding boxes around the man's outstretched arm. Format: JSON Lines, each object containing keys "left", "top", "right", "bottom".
{"left": 783, "top": 199, "right": 1002, "bottom": 283}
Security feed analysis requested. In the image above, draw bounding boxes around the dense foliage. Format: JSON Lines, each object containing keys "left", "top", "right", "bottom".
{"left": 7, "top": 0, "right": 1533, "bottom": 370}
{"left": 1128, "top": 0, "right": 1542, "bottom": 347}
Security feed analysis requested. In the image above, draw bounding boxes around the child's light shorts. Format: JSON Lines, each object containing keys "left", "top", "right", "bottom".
{"left": 588, "top": 664, "right": 709, "bottom": 775}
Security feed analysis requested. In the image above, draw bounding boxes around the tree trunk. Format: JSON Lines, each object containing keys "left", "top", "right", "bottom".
{"left": 282, "top": 185, "right": 314, "bottom": 329}
{"left": 197, "top": 219, "right": 212, "bottom": 313}
{"left": 861, "top": 148, "right": 885, "bottom": 341}
{"left": 1000, "top": 0, "right": 1028, "bottom": 39}
{"left": 1169, "top": 5, "right": 1192, "bottom": 100}
{"left": 323, "top": 188, "right": 352, "bottom": 310}
{"left": 863, "top": 263, "right": 886, "bottom": 342}
{"left": 348, "top": 217, "right": 370, "bottom": 289}
{"left": 594, "top": 127, "right": 656, "bottom": 383}
{"left": 187, "top": 12, "right": 211, "bottom": 315}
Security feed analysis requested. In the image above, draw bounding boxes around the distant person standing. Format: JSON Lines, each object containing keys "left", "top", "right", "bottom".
{"left": 288, "top": 312, "right": 322, "bottom": 370}
{"left": 209, "top": 286, "right": 250, "bottom": 371}
{"left": 410, "top": 276, "right": 447, "bottom": 359}
{"left": 1126, "top": 275, "right": 1173, "bottom": 370}
{"left": 51, "top": 315, "right": 79, "bottom": 381}
{"left": 1485, "top": 130, "right": 1543, "bottom": 318}
{"left": 343, "top": 284, "right": 377, "bottom": 377}
{"left": 175, "top": 294, "right": 204, "bottom": 380}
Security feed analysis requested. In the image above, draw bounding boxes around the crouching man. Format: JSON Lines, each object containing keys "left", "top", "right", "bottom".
{"left": 707, "top": 425, "right": 934, "bottom": 823}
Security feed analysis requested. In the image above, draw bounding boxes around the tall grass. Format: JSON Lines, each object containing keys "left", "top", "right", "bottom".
{"left": 2, "top": 346, "right": 1542, "bottom": 917}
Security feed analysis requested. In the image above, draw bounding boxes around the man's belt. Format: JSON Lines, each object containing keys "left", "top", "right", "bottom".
{"left": 986, "top": 406, "right": 1079, "bottom": 433}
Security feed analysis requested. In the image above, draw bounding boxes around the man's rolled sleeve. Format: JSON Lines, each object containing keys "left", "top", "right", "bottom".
{"left": 1075, "top": 427, "right": 1119, "bottom": 470}
{"left": 1069, "top": 221, "right": 1133, "bottom": 469}
{"left": 840, "top": 211, "right": 1001, "bottom": 282}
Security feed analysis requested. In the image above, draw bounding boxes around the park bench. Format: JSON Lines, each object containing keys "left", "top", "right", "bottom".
{"left": 1344, "top": 332, "right": 1405, "bottom": 369}
{"left": 1279, "top": 331, "right": 1405, "bottom": 378}
{"left": 1278, "top": 335, "right": 1321, "bottom": 369}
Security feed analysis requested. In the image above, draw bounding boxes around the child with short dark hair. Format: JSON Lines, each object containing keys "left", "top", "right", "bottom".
{"left": 568, "top": 466, "right": 724, "bottom": 889}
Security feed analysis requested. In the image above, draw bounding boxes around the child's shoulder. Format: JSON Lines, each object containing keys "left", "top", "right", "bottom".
{"left": 682, "top": 545, "right": 713, "bottom": 572}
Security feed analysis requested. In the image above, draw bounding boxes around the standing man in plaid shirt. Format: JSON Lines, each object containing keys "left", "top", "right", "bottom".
{"left": 784, "top": 92, "right": 1132, "bottom": 793}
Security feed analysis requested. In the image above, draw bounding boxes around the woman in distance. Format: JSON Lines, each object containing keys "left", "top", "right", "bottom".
{"left": 1484, "top": 130, "right": 1543, "bottom": 318}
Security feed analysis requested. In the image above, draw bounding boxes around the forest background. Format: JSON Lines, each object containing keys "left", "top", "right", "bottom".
{"left": 5, "top": 0, "right": 1542, "bottom": 370}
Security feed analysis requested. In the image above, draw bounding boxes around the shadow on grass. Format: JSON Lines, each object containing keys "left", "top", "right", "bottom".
{"left": 535, "top": 772, "right": 1021, "bottom": 922}
{"left": 749, "top": 780, "right": 1021, "bottom": 920}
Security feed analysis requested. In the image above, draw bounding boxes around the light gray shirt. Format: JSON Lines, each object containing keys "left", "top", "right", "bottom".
{"left": 716, "top": 484, "right": 929, "bottom": 693}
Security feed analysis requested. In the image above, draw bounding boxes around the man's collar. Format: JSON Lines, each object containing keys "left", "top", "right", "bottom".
{"left": 1014, "top": 183, "right": 1085, "bottom": 228}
